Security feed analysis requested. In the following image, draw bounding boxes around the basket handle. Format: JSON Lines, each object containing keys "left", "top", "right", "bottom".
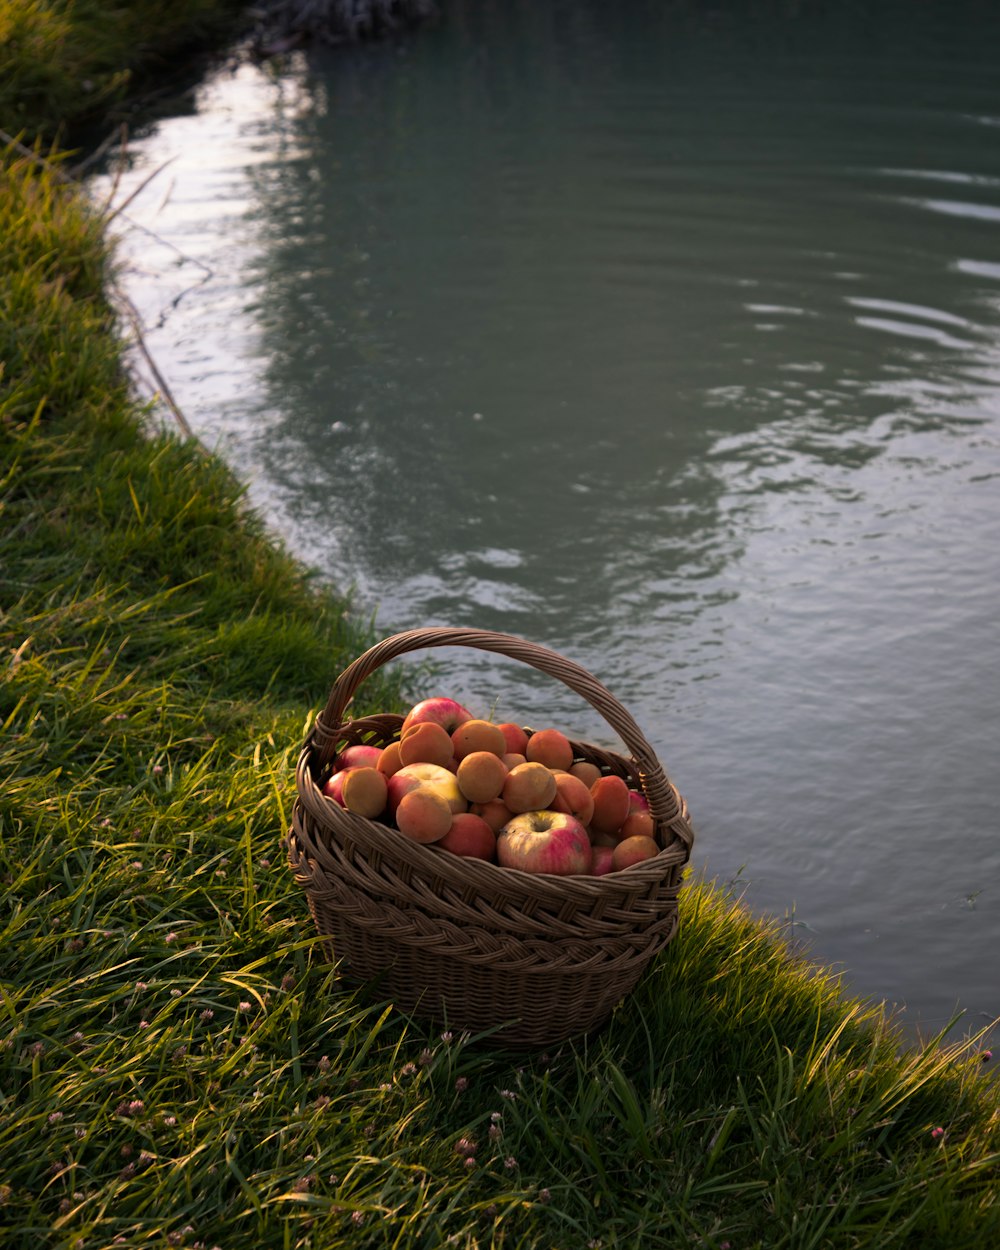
{"left": 315, "top": 627, "right": 694, "bottom": 851}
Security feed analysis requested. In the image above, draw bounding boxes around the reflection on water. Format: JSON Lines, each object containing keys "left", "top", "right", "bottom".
{"left": 92, "top": 0, "right": 1000, "bottom": 1042}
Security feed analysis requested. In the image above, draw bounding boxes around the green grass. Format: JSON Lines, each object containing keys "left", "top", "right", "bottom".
{"left": 0, "top": 0, "right": 248, "bottom": 143}
{"left": 3, "top": 8, "right": 1000, "bottom": 1247}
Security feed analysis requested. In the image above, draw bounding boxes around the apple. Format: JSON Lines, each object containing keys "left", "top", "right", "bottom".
{"left": 401, "top": 697, "right": 473, "bottom": 736}
{"left": 590, "top": 845, "right": 616, "bottom": 876}
{"left": 497, "top": 810, "right": 593, "bottom": 876}
{"left": 335, "top": 744, "right": 383, "bottom": 771}
{"left": 437, "top": 812, "right": 497, "bottom": 860}
{"left": 321, "top": 769, "right": 350, "bottom": 806}
{"left": 627, "top": 789, "right": 650, "bottom": 815}
{"left": 497, "top": 722, "right": 530, "bottom": 756}
{"left": 386, "top": 762, "right": 467, "bottom": 817}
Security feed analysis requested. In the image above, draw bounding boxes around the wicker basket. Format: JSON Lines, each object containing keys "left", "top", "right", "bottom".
{"left": 287, "top": 627, "right": 695, "bottom": 1047}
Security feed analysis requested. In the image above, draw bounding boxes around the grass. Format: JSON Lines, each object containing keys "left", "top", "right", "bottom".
{"left": 0, "top": 0, "right": 248, "bottom": 143}
{"left": 4, "top": 5, "right": 1000, "bottom": 1247}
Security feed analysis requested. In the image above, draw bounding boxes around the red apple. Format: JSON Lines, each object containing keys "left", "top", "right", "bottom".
{"left": 335, "top": 744, "right": 383, "bottom": 771}
{"left": 496, "top": 722, "right": 530, "bottom": 756}
{"left": 400, "top": 697, "right": 473, "bottom": 736}
{"left": 496, "top": 810, "right": 593, "bottom": 876}
{"left": 627, "top": 788, "right": 650, "bottom": 815}
{"left": 321, "top": 769, "right": 349, "bottom": 806}
{"left": 437, "top": 812, "right": 497, "bottom": 861}
{"left": 590, "top": 845, "right": 616, "bottom": 876}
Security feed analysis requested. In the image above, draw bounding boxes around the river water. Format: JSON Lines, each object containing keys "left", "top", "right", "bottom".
{"left": 91, "top": 0, "right": 1000, "bottom": 1043}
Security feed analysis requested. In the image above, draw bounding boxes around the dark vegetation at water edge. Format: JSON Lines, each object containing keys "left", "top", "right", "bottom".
{"left": 0, "top": 1, "right": 437, "bottom": 142}
{"left": 250, "top": 0, "right": 439, "bottom": 55}
{"left": 3, "top": 1, "right": 1000, "bottom": 1245}
{"left": 0, "top": 1, "right": 250, "bottom": 142}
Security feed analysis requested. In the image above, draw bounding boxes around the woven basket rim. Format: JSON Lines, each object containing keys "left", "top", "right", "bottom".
{"left": 295, "top": 731, "right": 691, "bottom": 905}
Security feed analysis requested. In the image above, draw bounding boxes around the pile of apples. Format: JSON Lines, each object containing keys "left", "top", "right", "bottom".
{"left": 321, "top": 697, "right": 661, "bottom": 877}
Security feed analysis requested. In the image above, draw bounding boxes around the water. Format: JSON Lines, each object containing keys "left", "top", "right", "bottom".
{"left": 91, "top": 0, "right": 1000, "bottom": 1043}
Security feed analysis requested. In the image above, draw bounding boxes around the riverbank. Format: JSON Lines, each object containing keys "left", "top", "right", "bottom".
{"left": 3, "top": 6, "right": 1000, "bottom": 1247}
{"left": 0, "top": 1, "right": 249, "bottom": 144}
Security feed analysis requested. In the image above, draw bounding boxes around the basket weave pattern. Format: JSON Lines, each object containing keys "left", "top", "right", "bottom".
{"left": 287, "top": 628, "right": 695, "bottom": 1046}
